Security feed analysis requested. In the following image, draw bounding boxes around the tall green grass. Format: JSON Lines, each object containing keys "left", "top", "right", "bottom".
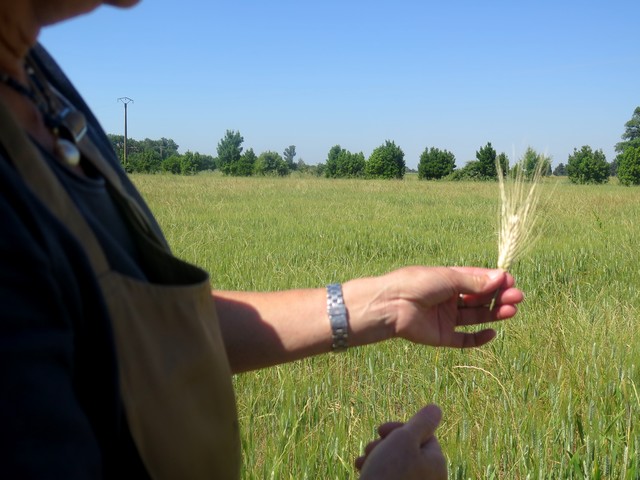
{"left": 132, "top": 173, "right": 640, "bottom": 479}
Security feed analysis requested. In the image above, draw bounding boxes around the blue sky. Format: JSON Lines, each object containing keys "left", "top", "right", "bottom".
{"left": 40, "top": 0, "right": 639, "bottom": 168}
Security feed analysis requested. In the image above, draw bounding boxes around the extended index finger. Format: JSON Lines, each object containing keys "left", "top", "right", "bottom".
{"left": 403, "top": 404, "right": 443, "bottom": 445}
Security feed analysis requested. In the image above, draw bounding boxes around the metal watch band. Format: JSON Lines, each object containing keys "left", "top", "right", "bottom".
{"left": 326, "top": 283, "right": 349, "bottom": 352}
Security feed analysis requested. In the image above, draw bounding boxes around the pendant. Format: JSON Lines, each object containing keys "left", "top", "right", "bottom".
{"left": 55, "top": 138, "right": 81, "bottom": 166}
{"left": 57, "top": 108, "right": 87, "bottom": 144}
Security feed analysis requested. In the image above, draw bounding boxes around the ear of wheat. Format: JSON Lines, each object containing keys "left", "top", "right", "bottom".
{"left": 490, "top": 156, "right": 545, "bottom": 309}
{"left": 496, "top": 158, "right": 544, "bottom": 270}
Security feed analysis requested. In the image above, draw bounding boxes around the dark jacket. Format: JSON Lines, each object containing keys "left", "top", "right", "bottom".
{"left": 0, "top": 45, "right": 153, "bottom": 479}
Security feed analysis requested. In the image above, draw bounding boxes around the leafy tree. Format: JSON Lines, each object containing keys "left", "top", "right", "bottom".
{"left": 160, "top": 152, "right": 214, "bottom": 175}
{"left": 140, "top": 137, "right": 179, "bottom": 160}
{"left": 283, "top": 145, "right": 297, "bottom": 170}
{"left": 521, "top": 147, "right": 552, "bottom": 179}
{"left": 200, "top": 154, "right": 216, "bottom": 172}
{"left": 615, "top": 106, "right": 640, "bottom": 154}
{"left": 179, "top": 151, "right": 203, "bottom": 175}
{"left": 451, "top": 144, "right": 504, "bottom": 181}
{"left": 449, "top": 160, "right": 483, "bottom": 181}
{"left": 254, "top": 151, "right": 289, "bottom": 176}
{"left": 336, "top": 150, "right": 366, "bottom": 178}
{"left": 306, "top": 160, "right": 329, "bottom": 177}
{"left": 326, "top": 146, "right": 366, "bottom": 178}
{"left": 126, "top": 150, "right": 162, "bottom": 173}
{"left": 475, "top": 142, "right": 497, "bottom": 179}
{"left": 417, "top": 147, "right": 456, "bottom": 180}
{"left": 522, "top": 147, "right": 538, "bottom": 177}
{"left": 609, "top": 157, "right": 619, "bottom": 177}
{"left": 217, "top": 130, "right": 244, "bottom": 175}
{"left": 497, "top": 152, "right": 509, "bottom": 177}
{"left": 567, "top": 146, "right": 609, "bottom": 184}
{"left": 109, "top": 136, "right": 180, "bottom": 162}
{"left": 365, "top": 140, "right": 405, "bottom": 179}
{"left": 325, "top": 145, "right": 344, "bottom": 178}
{"left": 161, "top": 154, "right": 182, "bottom": 174}
{"left": 159, "top": 137, "right": 180, "bottom": 159}
{"left": 553, "top": 163, "right": 567, "bottom": 176}
{"left": 235, "top": 148, "right": 257, "bottom": 176}
{"left": 109, "top": 134, "right": 147, "bottom": 164}
{"left": 108, "top": 134, "right": 125, "bottom": 162}
{"left": 617, "top": 146, "right": 640, "bottom": 186}
{"left": 296, "top": 158, "right": 309, "bottom": 173}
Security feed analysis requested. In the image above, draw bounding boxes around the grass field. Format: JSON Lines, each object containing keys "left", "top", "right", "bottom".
{"left": 132, "top": 173, "right": 640, "bottom": 479}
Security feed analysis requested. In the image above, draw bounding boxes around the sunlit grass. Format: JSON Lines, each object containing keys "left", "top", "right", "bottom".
{"left": 133, "top": 173, "right": 640, "bottom": 479}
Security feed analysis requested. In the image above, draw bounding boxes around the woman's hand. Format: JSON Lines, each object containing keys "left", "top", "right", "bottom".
{"left": 344, "top": 266, "right": 524, "bottom": 348}
{"left": 356, "top": 404, "right": 447, "bottom": 480}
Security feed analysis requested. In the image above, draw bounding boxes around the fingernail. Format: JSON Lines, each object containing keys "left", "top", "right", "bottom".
{"left": 487, "top": 270, "right": 503, "bottom": 281}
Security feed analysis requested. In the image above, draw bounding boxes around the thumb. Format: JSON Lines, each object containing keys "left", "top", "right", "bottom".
{"left": 403, "top": 404, "right": 442, "bottom": 445}
{"left": 451, "top": 268, "right": 505, "bottom": 296}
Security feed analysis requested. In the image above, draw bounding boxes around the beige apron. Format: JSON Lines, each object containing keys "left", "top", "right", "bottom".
{"left": 0, "top": 100, "right": 241, "bottom": 479}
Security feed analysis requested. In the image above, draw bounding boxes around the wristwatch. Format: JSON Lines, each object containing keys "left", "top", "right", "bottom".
{"left": 326, "top": 283, "right": 349, "bottom": 352}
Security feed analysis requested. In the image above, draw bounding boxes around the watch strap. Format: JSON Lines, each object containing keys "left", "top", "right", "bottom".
{"left": 326, "top": 283, "right": 349, "bottom": 351}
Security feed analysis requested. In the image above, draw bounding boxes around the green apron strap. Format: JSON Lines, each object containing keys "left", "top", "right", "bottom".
{"left": 77, "top": 135, "right": 170, "bottom": 254}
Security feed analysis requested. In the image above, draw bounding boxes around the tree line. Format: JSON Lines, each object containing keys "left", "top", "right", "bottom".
{"left": 109, "top": 106, "right": 640, "bottom": 185}
{"left": 108, "top": 135, "right": 216, "bottom": 175}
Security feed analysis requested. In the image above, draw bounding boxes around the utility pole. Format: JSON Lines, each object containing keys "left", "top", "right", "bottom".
{"left": 117, "top": 97, "right": 134, "bottom": 167}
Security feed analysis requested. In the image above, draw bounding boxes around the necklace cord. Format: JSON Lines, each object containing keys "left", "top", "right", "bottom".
{"left": 0, "top": 57, "right": 87, "bottom": 165}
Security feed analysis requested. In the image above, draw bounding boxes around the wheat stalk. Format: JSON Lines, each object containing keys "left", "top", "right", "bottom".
{"left": 490, "top": 155, "right": 545, "bottom": 309}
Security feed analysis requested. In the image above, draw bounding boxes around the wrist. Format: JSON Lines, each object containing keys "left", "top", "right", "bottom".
{"left": 342, "top": 276, "right": 396, "bottom": 347}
